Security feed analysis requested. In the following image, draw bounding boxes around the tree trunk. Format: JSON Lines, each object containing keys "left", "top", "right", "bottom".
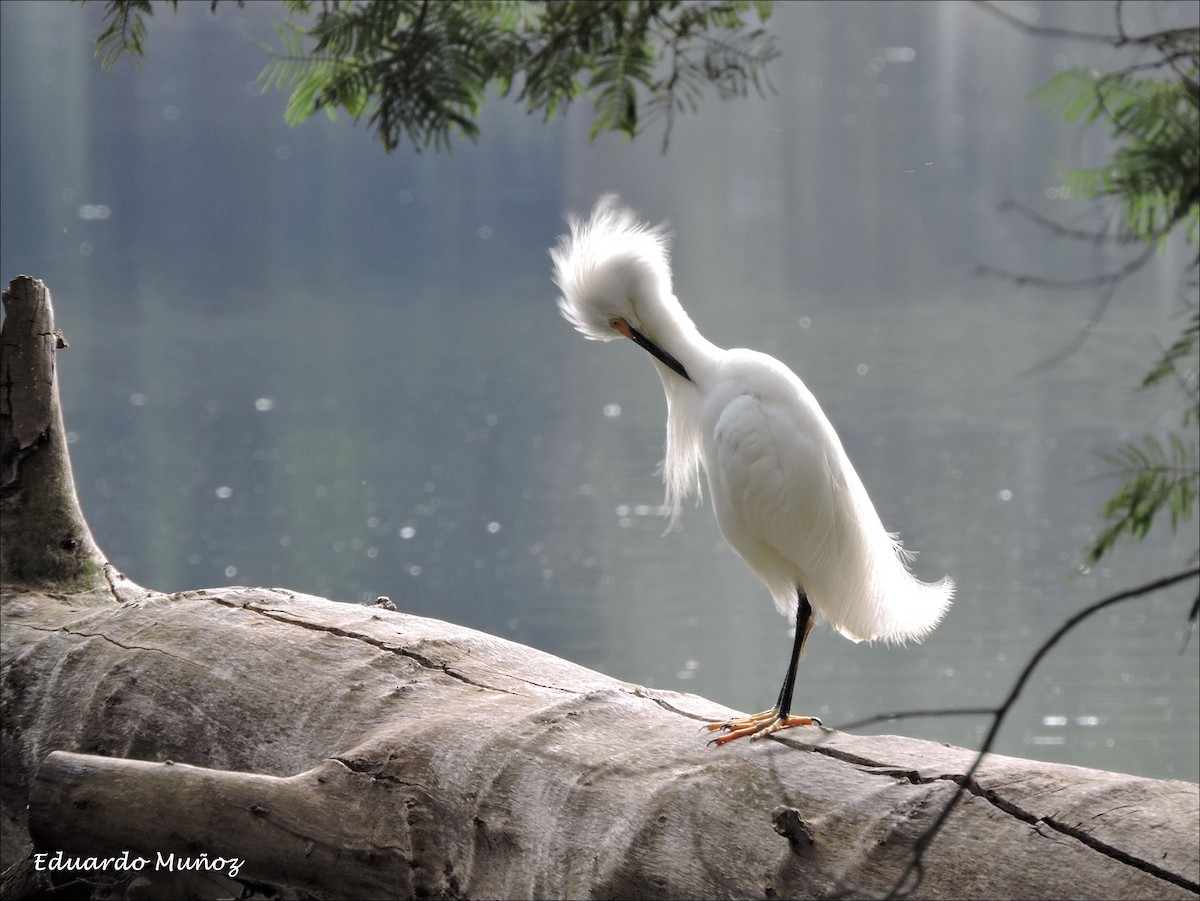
{"left": 2, "top": 277, "right": 104, "bottom": 594}
{"left": 1, "top": 276, "right": 1197, "bottom": 900}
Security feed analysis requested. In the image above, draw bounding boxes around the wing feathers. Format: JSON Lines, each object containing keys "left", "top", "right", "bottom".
{"left": 707, "top": 368, "right": 952, "bottom": 643}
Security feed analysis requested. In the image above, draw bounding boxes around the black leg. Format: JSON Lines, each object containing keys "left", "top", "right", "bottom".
{"left": 775, "top": 590, "right": 813, "bottom": 719}
{"left": 705, "top": 587, "right": 820, "bottom": 745}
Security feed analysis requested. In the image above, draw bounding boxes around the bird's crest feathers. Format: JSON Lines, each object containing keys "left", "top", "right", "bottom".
{"left": 550, "top": 195, "right": 675, "bottom": 341}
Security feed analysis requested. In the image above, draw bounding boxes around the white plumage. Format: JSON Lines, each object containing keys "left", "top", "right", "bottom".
{"left": 552, "top": 196, "right": 953, "bottom": 742}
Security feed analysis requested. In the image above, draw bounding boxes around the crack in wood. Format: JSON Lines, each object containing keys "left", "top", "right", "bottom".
{"left": 636, "top": 691, "right": 712, "bottom": 720}
{"left": 857, "top": 766, "right": 1200, "bottom": 892}
{"left": 331, "top": 755, "right": 434, "bottom": 792}
{"left": 208, "top": 596, "right": 521, "bottom": 696}
{"left": 101, "top": 565, "right": 122, "bottom": 604}
{"left": 1027, "top": 807, "right": 1198, "bottom": 893}
{"left": 22, "top": 623, "right": 208, "bottom": 669}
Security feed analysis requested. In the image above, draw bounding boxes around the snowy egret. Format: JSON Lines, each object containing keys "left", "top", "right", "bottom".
{"left": 551, "top": 196, "right": 954, "bottom": 744}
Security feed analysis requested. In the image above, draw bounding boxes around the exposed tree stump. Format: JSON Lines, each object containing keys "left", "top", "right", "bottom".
{"left": 1, "top": 276, "right": 1197, "bottom": 900}
{"left": 1, "top": 276, "right": 141, "bottom": 600}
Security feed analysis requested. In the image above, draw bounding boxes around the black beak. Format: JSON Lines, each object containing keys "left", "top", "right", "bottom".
{"left": 619, "top": 320, "right": 691, "bottom": 382}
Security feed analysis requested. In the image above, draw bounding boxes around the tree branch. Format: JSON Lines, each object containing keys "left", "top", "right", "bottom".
{"left": 879, "top": 565, "right": 1200, "bottom": 899}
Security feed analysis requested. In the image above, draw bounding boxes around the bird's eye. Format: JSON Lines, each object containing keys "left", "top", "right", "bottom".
{"left": 608, "top": 317, "right": 622, "bottom": 330}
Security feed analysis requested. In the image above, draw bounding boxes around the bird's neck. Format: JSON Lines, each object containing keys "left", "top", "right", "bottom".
{"left": 644, "top": 300, "right": 724, "bottom": 387}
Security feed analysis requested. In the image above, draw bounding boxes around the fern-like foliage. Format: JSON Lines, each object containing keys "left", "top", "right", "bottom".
{"left": 88, "top": 0, "right": 233, "bottom": 70}
{"left": 1141, "top": 308, "right": 1200, "bottom": 408}
{"left": 1089, "top": 304, "right": 1200, "bottom": 564}
{"left": 1031, "top": 26, "right": 1199, "bottom": 565}
{"left": 90, "top": 0, "right": 163, "bottom": 70}
{"left": 1031, "top": 60, "right": 1199, "bottom": 252}
{"left": 1089, "top": 431, "right": 1199, "bottom": 565}
{"left": 86, "top": 0, "right": 777, "bottom": 153}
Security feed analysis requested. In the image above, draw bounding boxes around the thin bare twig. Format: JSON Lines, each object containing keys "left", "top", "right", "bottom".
{"left": 974, "top": 239, "right": 1158, "bottom": 293}
{"left": 833, "top": 707, "right": 995, "bottom": 732}
{"left": 996, "top": 199, "right": 1133, "bottom": 247}
{"left": 972, "top": 0, "right": 1119, "bottom": 44}
{"left": 976, "top": 240, "right": 1159, "bottom": 378}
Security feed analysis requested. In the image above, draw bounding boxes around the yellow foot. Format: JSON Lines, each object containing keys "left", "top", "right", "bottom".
{"left": 705, "top": 709, "right": 822, "bottom": 746}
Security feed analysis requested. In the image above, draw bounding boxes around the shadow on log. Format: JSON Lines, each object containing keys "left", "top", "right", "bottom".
{"left": 2, "top": 276, "right": 1198, "bottom": 900}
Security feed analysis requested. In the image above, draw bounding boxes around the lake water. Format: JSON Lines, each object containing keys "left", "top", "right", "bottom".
{"left": 2, "top": 0, "right": 1196, "bottom": 782}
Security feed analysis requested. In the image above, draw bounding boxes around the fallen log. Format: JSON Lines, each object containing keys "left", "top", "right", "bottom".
{"left": 1, "top": 276, "right": 1197, "bottom": 900}
{"left": 5, "top": 586, "right": 1200, "bottom": 900}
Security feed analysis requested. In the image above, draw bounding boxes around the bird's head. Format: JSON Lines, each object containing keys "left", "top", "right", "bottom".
{"left": 551, "top": 195, "right": 691, "bottom": 381}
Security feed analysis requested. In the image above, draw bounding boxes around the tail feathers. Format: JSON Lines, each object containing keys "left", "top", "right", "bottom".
{"left": 776, "top": 534, "right": 954, "bottom": 645}
{"left": 825, "top": 560, "right": 955, "bottom": 645}
{"left": 815, "top": 469, "right": 954, "bottom": 644}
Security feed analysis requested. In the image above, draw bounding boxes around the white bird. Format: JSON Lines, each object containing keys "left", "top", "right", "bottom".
{"left": 551, "top": 196, "right": 954, "bottom": 744}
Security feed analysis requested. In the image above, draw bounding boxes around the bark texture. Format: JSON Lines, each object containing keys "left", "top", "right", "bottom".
{"left": 1, "top": 276, "right": 138, "bottom": 598}
{"left": 3, "top": 586, "right": 1198, "bottom": 900}
{"left": 1, "top": 276, "right": 1197, "bottom": 900}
